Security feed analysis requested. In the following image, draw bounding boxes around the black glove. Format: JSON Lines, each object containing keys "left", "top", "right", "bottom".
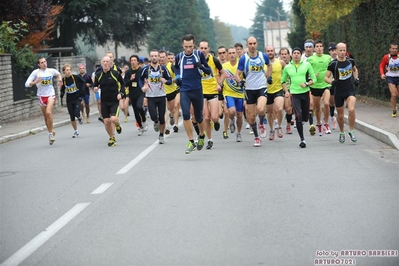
{"left": 175, "top": 75, "right": 182, "bottom": 86}
{"left": 267, "top": 76, "right": 273, "bottom": 85}
{"left": 354, "top": 78, "right": 360, "bottom": 87}
{"left": 239, "top": 80, "right": 246, "bottom": 88}
{"left": 194, "top": 62, "right": 204, "bottom": 70}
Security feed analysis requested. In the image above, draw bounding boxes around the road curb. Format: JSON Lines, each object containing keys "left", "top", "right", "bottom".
{"left": 344, "top": 115, "right": 399, "bottom": 150}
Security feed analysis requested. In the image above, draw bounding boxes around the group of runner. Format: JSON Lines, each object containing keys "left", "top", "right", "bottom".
{"left": 25, "top": 35, "right": 398, "bottom": 152}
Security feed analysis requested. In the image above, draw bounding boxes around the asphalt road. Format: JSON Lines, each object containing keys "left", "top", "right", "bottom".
{"left": 0, "top": 119, "right": 398, "bottom": 266}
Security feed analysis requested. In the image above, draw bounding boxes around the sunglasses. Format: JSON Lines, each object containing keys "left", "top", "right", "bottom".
{"left": 218, "top": 51, "right": 226, "bottom": 55}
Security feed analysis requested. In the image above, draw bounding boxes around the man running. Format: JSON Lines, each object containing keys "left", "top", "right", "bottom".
{"left": 25, "top": 57, "right": 62, "bottom": 145}
{"left": 282, "top": 47, "right": 316, "bottom": 148}
{"left": 235, "top": 36, "right": 272, "bottom": 147}
{"left": 175, "top": 34, "right": 211, "bottom": 153}
{"left": 379, "top": 42, "right": 399, "bottom": 117}
{"left": 223, "top": 47, "right": 245, "bottom": 142}
{"left": 265, "top": 45, "right": 287, "bottom": 140}
{"left": 124, "top": 54, "right": 147, "bottom": 136}
{"left": 325, "top": 42, "right": 360, "bottom": 143}
{"left": 78, "top": 64, "right": 93, "bottom": 123}
{"left": 307, "top": 40, "right": 332, "bottom": 136}
{"left": 198, "top": 41, "right": 226, "bottom": 149}
{"left": 328, "top": 43, "right": 338, "bottom": 129}
{"left": 139, "top": 49, "right": 172, "bottom": 144}
{"left": 93, "top": 56, "right": 126, "bottom": 147}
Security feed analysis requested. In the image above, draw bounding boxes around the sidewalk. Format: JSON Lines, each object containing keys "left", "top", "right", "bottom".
{"left": 1, "top": 97, "right": 398, "bottom": 150}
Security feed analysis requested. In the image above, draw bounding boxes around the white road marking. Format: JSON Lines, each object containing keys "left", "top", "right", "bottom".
{"left": 116, "top": 120, "right": 183, "bottom": 175}
{"left": 1, "top": 202, "right": 90, "bottom": 266}
{"left": 116, "top": 139, "right": 159, "bottom": 174}
{"left": 91, "top": 183, "right": 113, "bottom": 194}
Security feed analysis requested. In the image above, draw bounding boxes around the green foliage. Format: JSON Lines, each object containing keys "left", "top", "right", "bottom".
{"left": 213, "top": 17, "right": 234, "bottom": 48}
{"left": 197, "top": 0, "right": 216, "bottom": 50}
{"left": 147, "top": 0, "right": 208, "bottom": 53}
{"left": 51, "top": 0, "right": 157, "bottom": 52}
{"left": 250, "top": 0, "right": 287, "bottom": 50}
{"left": 287, "top": 0, "right": 307, "bottom": 49}
{"left": 322, "top": 0, "right": 399, "bottom": 100}
{"left": 0, "top": 21, "right": 36, "bottom": 77}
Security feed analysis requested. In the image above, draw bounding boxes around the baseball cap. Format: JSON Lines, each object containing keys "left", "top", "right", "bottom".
{"left": 328, "top": 44, "right": 337, "bottom": 51}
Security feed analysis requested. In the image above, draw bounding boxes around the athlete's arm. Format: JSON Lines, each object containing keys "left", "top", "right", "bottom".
{"left": 199, "top": 52, "right": 212, "bottom": 75}
{"left": 161, "top": 66, "right": 173, "bottom": 85}
{"left": 324, "top": 70, "right": 333, "bottom": 84}
{"left": 379, "top": 54, "right": 388, "bottom": 79}
{"left": 307, "top": 64, "right": 317, "bottom": 86}
{"left": 235, "top": 56, "right": 246, "bottom": 82}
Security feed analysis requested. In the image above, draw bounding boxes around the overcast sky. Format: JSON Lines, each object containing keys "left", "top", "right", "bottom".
{"left": 205, "top": 0, "right": 292, "bottom": 28}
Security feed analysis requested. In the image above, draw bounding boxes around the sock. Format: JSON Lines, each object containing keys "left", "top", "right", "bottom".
{"left": 192, "top": 122, "right": 200, "bottom": 135}
{"left": 258, "top": 115, "right": 265, "bottom": 125}
{"left": 286, "top": 113, "right": 292, "bottom": 123}
{"left": 330, "top": 106, "right": 335, "bottom": 117}
{"left": 251, "top": 123, "right": 258, "bottom": 137}
{"left": 308, "top": 110, "right": 313, "bottom": 125}
{"left": 199, "top": 134, "right": 205, "bottom": 139}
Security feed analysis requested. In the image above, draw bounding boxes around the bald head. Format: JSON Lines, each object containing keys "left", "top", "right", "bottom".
{"left": 102, "top": 56, "right": 111, "bottom": 71}
{"left": 336, "top": 42, "right": 347, "bottom": 60}
{"left": 265, "top": 45, "right": 275, "bottom": 60}
{"left": 246, "top": 36, "right": 258, "bottom": 55}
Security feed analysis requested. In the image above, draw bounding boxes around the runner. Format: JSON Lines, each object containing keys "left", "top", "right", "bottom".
{"left": 25, "top": 57, "right": 62, "bottom": 145}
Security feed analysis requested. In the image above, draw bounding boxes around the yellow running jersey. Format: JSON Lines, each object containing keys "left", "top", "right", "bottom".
{"left": 202, "top": 54, "right": 219, "bottom": 94}
{"left": 266, "top": 59, "right": 283, "bottom": 94}
{"left": 223, "top": 61, "right": 244, "bottom": 98}
{"left": 164, "top": 62, "right": 178, "bottom": 94}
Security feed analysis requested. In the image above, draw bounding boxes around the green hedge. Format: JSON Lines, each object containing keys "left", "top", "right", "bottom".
{"left": 322, "top": 0, "right": 399, "bottom": 100}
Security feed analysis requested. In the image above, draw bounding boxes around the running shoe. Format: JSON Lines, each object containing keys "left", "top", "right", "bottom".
{"left": 49, "top": 132, "right": 56, "bottom": 145}
{"left": 98, "top": 117, "right": 104, "bottom": 123}
{"left": 348, "top": 130, "right": 357, "bottom": 143}
{"left": 286, "top": 125, "right": 292, "bottom": 134}
{"left": 72, "top": 131, "right": 79, "bottom": 138}
{"left": 269, "top": 130, "right": 275, "bottom": 140}
{"left": 223, "top": 131, "right": 228, "bottom": 139}
{"left": 78, "top": 117, "right": 83, "bottom": 125}
{"left": 185, "top": 142, "right": 196, "bottom": 154}
{"left": 138, "top": 127, "right": 144, "bottom": 136}
{"left": 159, "top": 136, "right": 165, "bottom": 144}
{"left": 277, "top": 127, "right": 283, "bottom": 138}
{"left": 197, "top": 137, "right": 205, "bottom": 150}
{"left": 253, "top": 137, "right": 261, "bottom": 147}
{"left": 392, "top": 110, "right": 397, "bottom": 117}
{"left": 143, "top": 122, "right": 148, "bottom": 131}
{"left": 124, "top": 117, "right": 128, "bottom": 123}
{"left": 86, "top": 118, "right": 90, "bottom": 124}
{"left": 214, "top": 121, "right": 220, "bottom": 131}
{"left": 299, "top": 140, "right": 306, "bottom": 148}
{"left": 173, "top": 125, "right": 179, "bottom": 133}
{"left": 317, "top": 124, "right": 323, "bottom": 136}
{"left": 236, "top": 133, "right": 242, "bottom": 142}
{"left": 259, "top": 123, "right": 267, "bottom": 138}
{"left": 108, "top": 137, "right": 116, "bottom": 147}
{"left": 165, "top": 128, "right": 170, "bottom": 135}
{"left": 206, "top": 140, "right": 213, "bottom": 150}
{"left": 115, "top": 123, "right": 122, "bottom": 134}
{"left": 170, "top": 115, "right": 175, "bottom": 126}
{"left": 324, "top": 124, "right": 331, "bottom": 134}
{"left": 274, "top": 120, "right": 278, "bottom": 130}
{"left": 331, "top": 116, "right": 337, "bottom": 130}
{"left": 339, "top": 132, "right": 345, "bottom": 143}
{"left": 249, "top": 128, "right": 254, "bottom": 135}
{"left": 245, "top": 123, "right": 250, "bottom": 129}
{"left": 153, "top": 122, "right": 159, "bottom": 132}
{"left": 135, "top": 122, "right": 140, "bottom": 129}
{"left": 229, "top": 119, "right": 236, "bottom": 133}
{"left": 210, "top": 121, "right": 214, "bottom": 130}
{"left": 309, "top": 124, "right": 316, "bottom": 136}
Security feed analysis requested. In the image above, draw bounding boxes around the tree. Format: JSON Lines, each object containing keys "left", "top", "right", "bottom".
{"left": 286, "top": 0, "right": 307, "bottom": 49}
{"left": 213, "top": 17, "right": 234, "bottom": 49}
{"left": 0, "top": 0, "right": 53, "bottom": 33}
{"left": 249, "top": 0, "right": 287, "bottom": 50}
{"left": 146, "top": 0, "right": 207, "bottom": 54}
{"left": 298, "top": 0, "right": 367, "bottom": 37}
{"left": 196, "top": 0, "right": 216, "bottom": 50}
{"left": 50, "top": 0, "right": 157, "bottom": 54}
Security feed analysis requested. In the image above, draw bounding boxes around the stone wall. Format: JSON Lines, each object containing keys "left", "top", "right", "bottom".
{"left": 0, "top": 54, "right": 95, "bottom": 124}
{"left": 0, "top": 54, "right": 46, "bottom": 123}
